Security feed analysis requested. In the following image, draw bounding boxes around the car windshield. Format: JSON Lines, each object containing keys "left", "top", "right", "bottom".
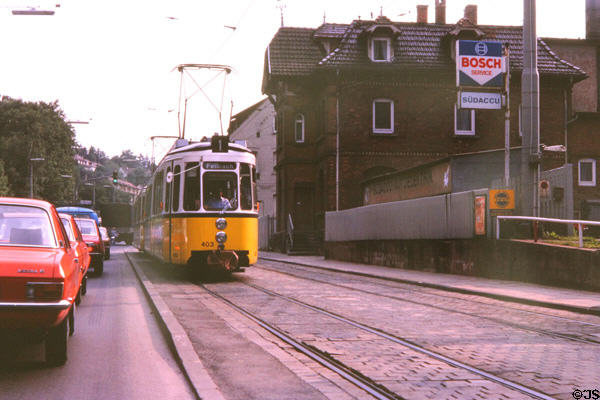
{"left": 0, "top": 205, "right": 57, "bottom": 247}
{"left": 99, "top": 227, "right": 109, "bottom": 241}
{"left": 75, "top": 218, "right": 99, "bottom": 239}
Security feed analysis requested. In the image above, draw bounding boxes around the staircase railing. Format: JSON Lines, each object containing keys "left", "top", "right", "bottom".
{"left": 287, "top": 213, "right": 294, "bottom": 251}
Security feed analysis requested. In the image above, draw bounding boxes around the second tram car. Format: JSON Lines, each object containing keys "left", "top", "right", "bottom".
{"left": 133, "top": 135, "right": 258, "bottom": 273}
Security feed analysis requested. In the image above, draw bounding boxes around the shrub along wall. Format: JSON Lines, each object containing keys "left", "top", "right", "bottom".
{"left": 324, "top": 239, "right": 600, "bottom": 291}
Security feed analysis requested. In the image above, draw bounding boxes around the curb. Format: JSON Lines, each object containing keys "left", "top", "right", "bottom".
{"left": 259, "top": 256, "right": 600, "bottom": 317}
{"left": 125, "top": 252, "right": 225, "bottom": 400}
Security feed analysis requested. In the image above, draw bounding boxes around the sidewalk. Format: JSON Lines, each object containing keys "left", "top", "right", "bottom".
{"left": 259, "top": 251, "right": 600, "bottom": 315}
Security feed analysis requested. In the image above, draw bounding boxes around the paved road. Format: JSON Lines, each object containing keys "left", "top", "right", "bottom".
{"left": 128, "top": 251, "right": 600, "bottom": 400}
{"left": 0, "top": 246, "right": 195, "bottom": 400}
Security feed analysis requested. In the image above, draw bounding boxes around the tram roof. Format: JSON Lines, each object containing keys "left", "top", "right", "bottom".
{"left": 166, "top": 140, "right": 253, "bottom": 156}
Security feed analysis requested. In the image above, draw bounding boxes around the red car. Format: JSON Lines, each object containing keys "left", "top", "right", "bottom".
{"left": 74, "top": 217, "right": 104, "bottom": 276}
{"left": 60, "top": 213, "right": 91, "bottom": 301}
{"left": 0, "top": 197, "right": 81, "bottom": 366}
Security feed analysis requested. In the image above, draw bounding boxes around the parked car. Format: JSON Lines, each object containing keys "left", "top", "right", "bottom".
{"left": 0, "top": 197, "right": 80, "bottom": 366}
{"left": 56, "top": 206, "right": 100, "bottom": 226}
{"left": 59, "top": 213, "right": 91, "bottom": 301}
{"left": 74, "top": 217, "right": 105, "bottom": 276}
{"left": 99, "top": 226, "right": 110, "bottom": 260}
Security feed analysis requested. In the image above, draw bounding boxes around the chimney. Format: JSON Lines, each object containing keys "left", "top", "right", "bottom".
{"left": 464, "top": 4, "right": 478, "bottom": 25}
{"left": 416, "top": 5, "right": 428, "bottom": 23}
{"left": 587, "top": 0, "right": 600, "bottom": 40}
{"left": 435, "top": 0, "right": 446, "bottom": 24}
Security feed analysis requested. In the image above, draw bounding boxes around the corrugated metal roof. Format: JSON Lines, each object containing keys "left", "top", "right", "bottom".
{"left": 266, "top": 19, "right": 586, "bottom": 80}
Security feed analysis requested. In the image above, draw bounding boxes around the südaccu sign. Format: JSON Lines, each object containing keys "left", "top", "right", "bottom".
{"left": 458, "top": 91, "right": 503, "bottom": 110}
{"left": 456, "top": 40, "right": 506, "bottom": 88}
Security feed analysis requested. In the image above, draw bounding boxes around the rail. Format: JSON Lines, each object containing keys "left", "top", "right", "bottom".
{"left": 496, "top": 216, "right": 600, "bottom": 248}
{"left": 287, "top": 214, "right": 294, "bottom": 250}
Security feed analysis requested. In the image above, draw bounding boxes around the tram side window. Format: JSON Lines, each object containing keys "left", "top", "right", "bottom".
{"left": 203, "top": 172, "right": 238, "bottom": 211}
{"left": 240, "top": 163, "right": 252, "bottom": 210}
{"left": 165, "top": 167, "right": 171, "bottom": 212}
{"left": 183, "top": 162, "right": 200, "bottom": 211}
{"left": 172, "top": 165, "right": 181, "bottom": 212}
{"left": 252, "top": 165, "right": 258, "bottom": 211}
{"left": 145, "top": 187, "right": 152, "bottom": 218}
{"left": 153, "top": 171, "right": 163, "bottom": 215}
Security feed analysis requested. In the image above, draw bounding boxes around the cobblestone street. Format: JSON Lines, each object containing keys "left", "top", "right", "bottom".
{"left": 128, "top": 252, "right": 600, "bottom": 399}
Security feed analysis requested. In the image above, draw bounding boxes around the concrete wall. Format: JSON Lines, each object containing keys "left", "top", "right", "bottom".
{"left": 325, "top": 239, "right": 600, "bottom": 291}
{"left": 326, "top": 190, "right": 488, "bottom": 242}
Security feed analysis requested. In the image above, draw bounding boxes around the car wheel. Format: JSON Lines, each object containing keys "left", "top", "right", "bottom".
{"left": 95, "top": 259, "right": 104, "bottom": 276}
{"left": 75, "top": 289, "right": 81, "bottom": 306}
{"left": 45, "top": 314, "right": 69, "bottom": 366}
{"left": 106, "top": 249, "right": 110, "bottom": 260}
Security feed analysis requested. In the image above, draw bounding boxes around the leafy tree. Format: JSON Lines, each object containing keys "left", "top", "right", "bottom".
{"left": 0, "top": 160, "right": 12, "bottom": 196}
{"left": 0, "top": 98, "right": 76, "bottom": 203}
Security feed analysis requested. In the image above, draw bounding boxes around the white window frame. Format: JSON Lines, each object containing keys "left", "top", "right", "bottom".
{"left": 578, "top": 159, "right": 596, "bottom": 186}
{"left": 372, "top": 99, "right": 394, "bottom": 134}
{"left": 294, "top": 114, "right": 305, "bottom": 143}
{"left": 371, "top": 37, "right": 391, "bottom": 62}
{"left": 454, "top": 105, "right": 475, "bottom": 136}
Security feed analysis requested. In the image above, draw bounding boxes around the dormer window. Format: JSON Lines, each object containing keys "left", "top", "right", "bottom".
{"left": 365, "top": 21, "right": 400, "bottom": 63}
{"left": 372, "top": 38, "right": 390, "bottom": 62}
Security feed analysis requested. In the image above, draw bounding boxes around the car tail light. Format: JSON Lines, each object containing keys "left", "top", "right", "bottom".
{"left": 26, "top": 282, "right": 64, "bottom": 300}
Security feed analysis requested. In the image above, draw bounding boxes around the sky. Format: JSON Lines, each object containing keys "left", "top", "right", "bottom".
{"left": 0, "top": 0, "right": 586, "bottom": 161}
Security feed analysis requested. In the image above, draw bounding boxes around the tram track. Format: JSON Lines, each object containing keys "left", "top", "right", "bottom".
{"left": 255, "top": 261, "right": 600, "bottom": 346}
{"left": 198, "top": 280, "right": 557, "bottom": 400}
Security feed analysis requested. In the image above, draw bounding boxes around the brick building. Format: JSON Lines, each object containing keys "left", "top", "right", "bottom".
{"left": 262, "top": 3, "right": 586, "bottom": 248}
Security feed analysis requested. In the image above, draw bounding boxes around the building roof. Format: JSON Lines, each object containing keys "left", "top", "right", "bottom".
{"left": 265, "top": 18, "right": 587, "bottom": 81}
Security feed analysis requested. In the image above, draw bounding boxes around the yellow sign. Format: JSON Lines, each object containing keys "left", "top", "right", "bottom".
{"left": 489, "top": 189, "right": 515, "bottom": 210}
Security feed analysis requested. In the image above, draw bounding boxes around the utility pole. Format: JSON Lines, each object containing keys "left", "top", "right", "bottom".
{"left": 521, "top": 0, "right": 541, "bottom": 216}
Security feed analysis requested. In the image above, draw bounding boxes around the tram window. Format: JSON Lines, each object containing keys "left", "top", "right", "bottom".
{"left": 165, "top": 167, "right": 171, "bottom": 212}
{"left": 240, "top": 163, "right": 252, "bottom": 211}
{"left": 183, "top": 162, "right": 200, "bottom": 211}
{"left": 145, "top": 186, "right": 152, "bottom": 218}
{"left": 203, "top": 172, "right": 238, "bottom": 211}
{"left": 173, "top": 165, "right": 181, "bottom": 212}
{"left": 252, "top": 165, "right": 258, "bottom": 211}
{"left": 153, "top": 171, "right": 163, "bottom": 215}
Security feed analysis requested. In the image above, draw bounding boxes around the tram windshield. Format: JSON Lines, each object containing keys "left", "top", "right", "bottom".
{"left": 203, "top": 172, "right": 238, "bottom": 211}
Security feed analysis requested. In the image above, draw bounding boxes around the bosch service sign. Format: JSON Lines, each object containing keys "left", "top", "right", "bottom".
{"left": 456, "top": 40, "right": 505, "bottom": 88}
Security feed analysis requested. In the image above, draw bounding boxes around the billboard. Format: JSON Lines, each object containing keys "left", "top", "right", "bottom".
{"left": 457, "top": 40, "right": 505, "bottom": 88}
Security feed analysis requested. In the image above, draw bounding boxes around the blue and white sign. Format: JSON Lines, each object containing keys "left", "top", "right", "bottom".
{"left": 458, "top": 91, "right": 503, "bottom": 109}
{"left": 457, "top": 40, "right": 505, "bottom": 88}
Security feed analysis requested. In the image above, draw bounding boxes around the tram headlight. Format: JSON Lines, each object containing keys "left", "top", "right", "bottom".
{"left": 216, "top": 231, "right": 227, "bottom": 244}
{"left": 215, "top": 218, "right": 227, "bottom": 230}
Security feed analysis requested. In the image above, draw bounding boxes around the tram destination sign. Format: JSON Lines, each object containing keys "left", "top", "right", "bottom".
{"left": 456, "top": 40, "right": 505, "bottom": 88}
{"left": 458, "top": 91, "right": 503, "bottom": 109}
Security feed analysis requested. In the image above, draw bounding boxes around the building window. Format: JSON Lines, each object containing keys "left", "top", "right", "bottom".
{"left": 455, "top": 105, "right": 475, "bottom": 136}
{"left": 579, "top": 159, "right": 596, "bottom": 186}
{"left": 295, "top": 114, "right": 305, "bottom": 143}
{"left": 256, "top": 131, "right": 260, "bottom": 138}
{"left": 371, "top": 38, "right": 390, "bottom": 62}
{"left": 372, "top": 99, "right": 394, "bottom": 134}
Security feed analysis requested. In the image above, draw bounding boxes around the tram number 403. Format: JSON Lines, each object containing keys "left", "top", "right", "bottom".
{"left": 201, "top": 241, "right": 215, "bottom": 247}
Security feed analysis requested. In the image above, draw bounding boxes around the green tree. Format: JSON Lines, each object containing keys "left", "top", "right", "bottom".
{"left": 0, "top": 97, "right": 76, "bottom": 203}
{"left": 0, "top": 160, "right": 12, "bottom": 196}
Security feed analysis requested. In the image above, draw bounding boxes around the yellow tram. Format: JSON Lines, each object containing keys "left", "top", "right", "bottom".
{"left": 133, "top": 135, "right": 258, "bottom": 272}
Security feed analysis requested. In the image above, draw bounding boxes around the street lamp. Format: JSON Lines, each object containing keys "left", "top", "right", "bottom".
{"left": 29, "top": 158, "right": 45, "bottom": 198}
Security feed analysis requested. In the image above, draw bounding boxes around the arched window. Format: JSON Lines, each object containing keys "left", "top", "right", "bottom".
{"left": 294, "top": 114, "right": 305, "bottom": 143}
